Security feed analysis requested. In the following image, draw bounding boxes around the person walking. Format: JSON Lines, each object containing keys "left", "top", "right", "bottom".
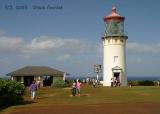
{"left": 29, "top": 80, "right": 37, "bottom": 100}
{"left": 76, "top": 80, "right": 81, "bottom": 96}
{"left": 72, "top": 80, "right": 77, "bottom": 96}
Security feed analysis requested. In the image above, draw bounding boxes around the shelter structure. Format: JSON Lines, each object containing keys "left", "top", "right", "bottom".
{"left": 7, "top": 66, "right": 68, "bottom": 87}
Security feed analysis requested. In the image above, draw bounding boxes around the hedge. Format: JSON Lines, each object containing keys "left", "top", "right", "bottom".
{"left": 128, "top": 80, "right": 155, "bottom": 86}
{"left": 0, "top": 79, "right": 25, "bottom": 107}
{"left": 52, "top": 79, "right": 66, "bottom": 87}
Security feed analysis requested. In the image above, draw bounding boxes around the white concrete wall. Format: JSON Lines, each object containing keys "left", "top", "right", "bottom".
{"left": 103, "top": 37, "right": 127, "bottom": 86}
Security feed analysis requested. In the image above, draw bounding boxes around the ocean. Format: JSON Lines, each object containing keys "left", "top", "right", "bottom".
{"left": 66, "top": 76, "right": 160, "bottom": 81}
{"left": 1, "top": 76, "right": 160, "bottom": 81}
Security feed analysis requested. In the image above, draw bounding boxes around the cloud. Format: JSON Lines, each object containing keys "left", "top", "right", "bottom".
{"left": 56, "top": 54, "right": 71, "bottom": 62}
{"left": 27, "top": 36, "right": 66, "bottom": 50}
{"left": 24, "top": 36, "right": 91, "bottom": 54}
{"left": 127, "top": 56, "right": 143, "bottom": 63}
{"left": 0, "top": 35, "right": 94, "bottom": 57}
{"left": 127, "top": 42, "right": 160, "bottom": 54}
{"left": 1, "top": 35, "right": 160, "bottom": 57}
{"left": 0, "top": 29, "right": 7, "bottom": 36}
{"left": 0, "top": 36, "right": 24, "bottom": 53}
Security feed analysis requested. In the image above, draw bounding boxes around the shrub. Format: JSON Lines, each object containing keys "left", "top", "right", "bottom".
{"left": 53, "top": 79, "right": 66, "bottom": 88}
{"left": 139, "top": 80, "right": 154, "bottom": 86}
{"left": 128, "top": 80, "right": 155, "bottom": 86}
{"left": 0, "top": 80, "right": 25, "bottom": 107}
{"left": 128, "top": 80, "right": 139, "bottom": 86}
{"left": 65, "top": 80, "right": 72, "bottom": 87}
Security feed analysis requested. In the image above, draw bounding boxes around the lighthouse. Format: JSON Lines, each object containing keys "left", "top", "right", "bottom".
{"left": 102, "top": 7, "right": 128, "bottom": 86}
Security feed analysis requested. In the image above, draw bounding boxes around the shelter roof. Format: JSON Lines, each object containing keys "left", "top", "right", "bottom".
{"left": 7, "top": 66, "right": 66, "bottom": 76}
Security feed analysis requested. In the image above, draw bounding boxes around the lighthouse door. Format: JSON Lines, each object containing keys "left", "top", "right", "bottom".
{"left": 114, "top": 72, "right": 120, "bottom": 79}
{"left": 112, "top": 66, "right": 122, "bottom": 86}
{"left": 113, "top": 72, "right": 120, "bottom": 86}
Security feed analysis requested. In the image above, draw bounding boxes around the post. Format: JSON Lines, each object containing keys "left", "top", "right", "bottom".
{"left": 63, "top": 73, "right": 66, "bottom": 81}
{"left": 94, "top": 64, "right": 102, "bottom": 82}
{"left": 96, "top": 73, "right": 99, "bottom": 81}
{"left": 21, "top": 76, "right": 24, "bottom": 84}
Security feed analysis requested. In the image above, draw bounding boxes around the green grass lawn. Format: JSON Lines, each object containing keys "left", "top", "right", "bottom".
{"left": 26, "top": 85, "right": 160, "bottom": 105}
{"left": 1, "top": 85, "right": 160, "bottom": 113}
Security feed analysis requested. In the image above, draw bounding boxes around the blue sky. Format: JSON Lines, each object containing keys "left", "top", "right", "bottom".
{"left": 0, "top": 0, "right": 160, "bottom": 78}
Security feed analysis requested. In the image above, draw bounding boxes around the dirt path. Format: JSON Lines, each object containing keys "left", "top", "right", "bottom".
{"left": 9, "top": 103, "right": 160, "bottom": 114}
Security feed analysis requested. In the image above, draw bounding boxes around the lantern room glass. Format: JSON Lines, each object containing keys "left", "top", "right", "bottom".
{"left": 105, "top": 20, "right": 124, "bottom": 37}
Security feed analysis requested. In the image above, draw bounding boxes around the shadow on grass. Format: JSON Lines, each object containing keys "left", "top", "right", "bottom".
{"left": 0, "top": 100, "right": 35, "bottom": 111}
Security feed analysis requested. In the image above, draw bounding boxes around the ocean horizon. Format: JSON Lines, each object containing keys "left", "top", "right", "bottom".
{"left": 65, "top": 76, "right": 160, "bottom": 81}
{"left": 1, "top": 76, "right": 160, "bottom": 81}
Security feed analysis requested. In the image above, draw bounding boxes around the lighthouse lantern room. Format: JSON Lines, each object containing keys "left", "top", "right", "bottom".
{"left": 102, "top": 7, "right": 128, "bottom": 86}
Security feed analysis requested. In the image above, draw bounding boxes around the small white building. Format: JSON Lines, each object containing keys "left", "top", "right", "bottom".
{"left": 102, "top": 7, "right": 128, "bottom": 86}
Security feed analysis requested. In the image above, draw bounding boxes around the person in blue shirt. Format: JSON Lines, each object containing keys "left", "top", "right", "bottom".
{"left": 29, "top": 80, "right": 37, "bottom": 100}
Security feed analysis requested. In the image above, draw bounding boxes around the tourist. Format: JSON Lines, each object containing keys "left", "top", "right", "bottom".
{"left": 157, "top": 81, "right": 160, "bottom": 87}
{"left": 29, "top": 80, "right": 37, "bottom": 100}
{"left": 111, "top": 78, "right": 114, "bottom": 87}
{"left": 128, "top": 80, "right": 132, "bottom": 88}
{"left": 72, "top": 80, "right": 77, "bottom": 96}
{"left": 92, "top": 79, "right": 96, "bottom": 88}
{"left": 77, "top": 80, "right": 81, "bottom": 96}
{"left": 117, "top": 78, "right": 120, "bottom": 86}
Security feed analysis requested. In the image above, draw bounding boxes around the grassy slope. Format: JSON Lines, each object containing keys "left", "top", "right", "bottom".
{"left": 1, "top": 85, "right": 160, "bottom": 113}
{"left": 27, "top": 85, "right": 160, "bottom": 105}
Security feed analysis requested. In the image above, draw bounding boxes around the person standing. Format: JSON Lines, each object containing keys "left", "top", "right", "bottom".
{"left": 76, "top": 80, "right": 81, "bottom": 96}
{"left": 29, "top": 80, "right": 37, "bottom": 100}
{"left": 92, "top": 79, "right": 96, "bottom": 88}
{"left": 111, "top": 78, "right": 114, "bottom": 87}
{"left": 157, "top": 81, "right": 160, "bottom": 87}
{"left": 72, "top": 80, "right": 77, "bottom": 96}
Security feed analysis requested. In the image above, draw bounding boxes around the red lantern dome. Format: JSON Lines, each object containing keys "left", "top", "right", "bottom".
{"left": 104, "top": 6, "right": 124, "bottom": 21}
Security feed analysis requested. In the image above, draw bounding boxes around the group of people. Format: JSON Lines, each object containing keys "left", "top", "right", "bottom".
{"left": 29, "top": 79, "right": 82, "bottom": 100}
{"left": 111, "top": 77, "right": 121, "bottom": 87}
{"left": 72, "top": 80, "right": 82, "bottom": 96}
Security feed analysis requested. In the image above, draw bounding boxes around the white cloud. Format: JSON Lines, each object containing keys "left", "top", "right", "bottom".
{"left": 56, "top": 54, "right": 71, "bottom": 62}
{"left": 0, "top": 36, "right": 24, "bottom": 53}
{"left": 27, "top": 36, "right": 64, "bottom": 50}
{"left": 24, "top": 36, "right": 90, "bottom": 54}
{"left": 28, "top": 36, "right": 87, "bottom": 50}
{"left": 1, "top": 36, "right": 160, "bottom": 57}
{"left": 127, "top": 42, "right": 160, "bottom": 54}
{"left": 0, "top": 35, "right": 93, "bottom": 56}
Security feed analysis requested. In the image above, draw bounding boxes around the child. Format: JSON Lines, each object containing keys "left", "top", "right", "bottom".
{"left": 72, "top": 80, "right": 76, "bottom": 96}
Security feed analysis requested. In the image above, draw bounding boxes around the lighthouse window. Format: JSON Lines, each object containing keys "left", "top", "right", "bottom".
{"left": 120, "top": 39, "right": 123, "bottom": 43}
{"left": 114, "top": 56, "right": 118, "bottom": 63}
{"left": 115, "top": 39, "right": 117, "bottom": 43}
{"left": 108, "top": 40, "right": 110, "bottom": 44}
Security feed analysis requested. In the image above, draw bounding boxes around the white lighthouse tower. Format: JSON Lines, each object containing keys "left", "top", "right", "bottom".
{"left": 102, "top": 7, "right": 128, "bottom": 86}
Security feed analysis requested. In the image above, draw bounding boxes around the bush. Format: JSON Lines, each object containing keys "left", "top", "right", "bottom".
{"left": 53, "top": 79, "right": 66, "bottom": 88}
{"left": 128, "top": 80, "right": 139, "bottom": 86}
{"left": 65, "top": 80, "right": 72, "bottom": 87}
{"left": 0, "top": 79, "right": 25, "bottom": 107}
{"left": 139, "top": 80, "right": 154, "bottom": 86}
{"left": 128, "top": 80, "right": 155, "bottom": 86}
